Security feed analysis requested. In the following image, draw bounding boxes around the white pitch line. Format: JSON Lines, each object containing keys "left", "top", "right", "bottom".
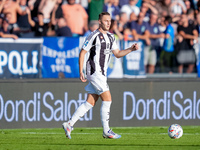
{"left": 18, "top": 132, "right": 199, "bottom": 135}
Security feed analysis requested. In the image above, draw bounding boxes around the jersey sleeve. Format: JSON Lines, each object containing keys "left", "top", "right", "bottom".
{"left": 82, "top": 34, "right": 94, "bottom": 52}
{"left": 111, "top": 36, "right": 118, "bottom": 51}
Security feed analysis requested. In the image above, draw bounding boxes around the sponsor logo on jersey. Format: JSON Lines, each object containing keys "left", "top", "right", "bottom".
{"left": 83, "top": 40, "right": 89, "bottom": 48}
{"left": 104, "top": 49, "right": 112, "bottom": 54}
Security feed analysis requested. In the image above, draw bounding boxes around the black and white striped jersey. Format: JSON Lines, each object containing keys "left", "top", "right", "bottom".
{"left": 82, "top": 29, "right": 118, "bottom": 76}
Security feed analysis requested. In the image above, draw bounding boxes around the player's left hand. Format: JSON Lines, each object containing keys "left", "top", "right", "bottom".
{"left": 80, "top": 72, "right": 87, "bottom": 82}
{"left": 131, "top": 43, "right": 139, "bottom": 51}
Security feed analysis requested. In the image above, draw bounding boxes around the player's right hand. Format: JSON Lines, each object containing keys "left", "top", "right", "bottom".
{"left": 80, "top": 72, "right": 87, "bottom": 82}
{"left": 131, "top": 43, "right": 139, "bottom": 51}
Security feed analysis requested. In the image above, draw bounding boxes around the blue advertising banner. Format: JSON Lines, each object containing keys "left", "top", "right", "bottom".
{"left": 123, "top": 40, "right": 146, "bottom": 78}
{"left": 42, "top": 37, "right": 80, "bottom": 78}
{"left": 0, "top": 38, "right": 42, "bottom": 79}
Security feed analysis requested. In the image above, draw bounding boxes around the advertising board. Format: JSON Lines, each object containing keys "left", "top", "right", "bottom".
{"left": 0, "top": 79, "right": 199, "bottom": 129}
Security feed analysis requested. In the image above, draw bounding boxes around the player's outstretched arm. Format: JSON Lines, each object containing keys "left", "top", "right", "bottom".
{"left": 112, "top": 43, "right": 139, "bottom": 58}
{"left": 79, "top": 49, "right": 87, "bottom": 82}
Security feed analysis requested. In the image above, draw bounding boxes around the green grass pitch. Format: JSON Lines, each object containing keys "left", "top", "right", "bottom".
{"left": 0, "top": 126, "right": 200, "bottom": 150}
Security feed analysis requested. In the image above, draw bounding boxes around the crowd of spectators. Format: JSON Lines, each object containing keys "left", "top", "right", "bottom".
{"left": 0, "top": 0, "right": 200, "bottom": 74}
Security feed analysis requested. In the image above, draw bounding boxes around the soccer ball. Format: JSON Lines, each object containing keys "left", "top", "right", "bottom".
{"left": 168, "top": 124, "right": 183, "bottom": 139}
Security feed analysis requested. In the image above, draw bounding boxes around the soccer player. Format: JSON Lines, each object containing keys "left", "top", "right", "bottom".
{"left": 62, "top": 12, "right": 139, "bottom": 139}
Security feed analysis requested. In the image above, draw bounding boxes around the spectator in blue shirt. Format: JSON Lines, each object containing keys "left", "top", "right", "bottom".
{"left": 160, "top": 16, "right": 175, "bottom": 73}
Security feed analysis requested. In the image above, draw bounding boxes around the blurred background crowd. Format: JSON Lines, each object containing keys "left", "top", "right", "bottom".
{"left": 0, "top": 0, "right": 200, "bottom": 74}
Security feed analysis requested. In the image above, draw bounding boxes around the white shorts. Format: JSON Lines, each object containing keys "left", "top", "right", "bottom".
{"left": 85, "top": 72, "right": 109, "bottom": 95}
